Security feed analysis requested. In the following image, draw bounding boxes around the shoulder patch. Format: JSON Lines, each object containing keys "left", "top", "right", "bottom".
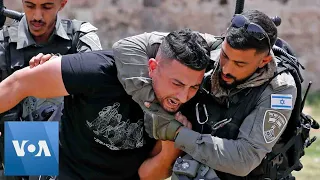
{"left": 263, "top": 110, "right": 288, "bottom": 143}
{"left": 271, "top": 94, "right": 293, "bottom": 110}
{"left": 80, "top": 22, "right": 98, "bottom": 33}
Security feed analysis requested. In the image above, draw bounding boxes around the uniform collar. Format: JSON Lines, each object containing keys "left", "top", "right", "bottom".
{"left": 16, "top": 15, "right": 70, "bottom": 49}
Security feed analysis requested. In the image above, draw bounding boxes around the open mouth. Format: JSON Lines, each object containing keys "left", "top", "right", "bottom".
{"left": 165, "top": 98, "right": 181, "bottom": 111}
{"left": 168, "top": 98, "right": 179, "bottom": 106}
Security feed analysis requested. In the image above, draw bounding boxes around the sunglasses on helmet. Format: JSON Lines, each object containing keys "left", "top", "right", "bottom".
{"left": 229, "top": 14, "right": 272, "bottom": 54}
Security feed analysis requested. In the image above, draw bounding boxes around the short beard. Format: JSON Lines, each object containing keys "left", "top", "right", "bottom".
{"left": 218, "top": 68, "right": 254, "bottom": 89}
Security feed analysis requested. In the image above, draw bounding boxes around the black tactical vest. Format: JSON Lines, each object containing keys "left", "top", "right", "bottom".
{"left": 0, "top": 19, "right": 84, "bottom": 168}
{"left": 181, "top": 71, "right": 280, "bottom": 180}
{"left": 0, "top": 19, "right": 83, "bottom": 80}
{"left": 178, "top": 38, "right": 312, "bottom": 180}
{"left": 0, "top": 18, "right": 84, "bottom": 129}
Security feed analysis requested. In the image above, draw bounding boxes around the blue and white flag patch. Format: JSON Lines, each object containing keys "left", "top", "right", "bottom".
{"left": 271, "top": 94, "right": 293, "bottom": 110}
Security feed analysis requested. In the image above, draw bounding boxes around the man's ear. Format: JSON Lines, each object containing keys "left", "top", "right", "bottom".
{"left": 259, "top": 54, "right": 273, "bottom": 68}
{"left": 59, "top": 0, "right": 68, "bottom": 11}
{"left": 148, "top": 58, "right": 158, "bottom": 78}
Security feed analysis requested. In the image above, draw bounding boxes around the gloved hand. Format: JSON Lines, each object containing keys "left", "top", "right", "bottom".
{"left": 143, "top": 102, "right": 183, "bottom": 141}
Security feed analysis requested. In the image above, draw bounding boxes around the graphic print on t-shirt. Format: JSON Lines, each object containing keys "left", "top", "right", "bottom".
{"left": 86, "top": 102, "right": 144, "bottom": 150}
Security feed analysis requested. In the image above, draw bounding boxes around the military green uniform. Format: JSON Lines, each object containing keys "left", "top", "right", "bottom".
{"left": 0, "top": 15, "right": 102, "bottom": 122}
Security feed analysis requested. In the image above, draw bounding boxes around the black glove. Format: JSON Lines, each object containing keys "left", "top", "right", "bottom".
{"left": 143, "top": 103, "right": 183, "bottom": 141}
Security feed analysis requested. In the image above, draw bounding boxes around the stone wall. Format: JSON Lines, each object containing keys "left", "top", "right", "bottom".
{"left": 4, "top": 0, "right": 320, "bottom": 91}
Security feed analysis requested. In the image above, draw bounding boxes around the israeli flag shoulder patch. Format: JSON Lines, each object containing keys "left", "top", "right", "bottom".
{"left": 271, "top": 94, "right": 293, "bottom": 110}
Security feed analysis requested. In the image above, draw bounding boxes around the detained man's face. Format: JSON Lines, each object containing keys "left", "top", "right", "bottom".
{"left": 149, "top": 58, "right": 205, "bottom": 113}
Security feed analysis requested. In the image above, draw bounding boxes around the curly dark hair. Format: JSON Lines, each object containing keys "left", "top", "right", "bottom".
{"left": 157, "top": 28, "right": 211, "bottom": 71}
{"left": 226, "top": 10, "right": 278, "bottom": 54}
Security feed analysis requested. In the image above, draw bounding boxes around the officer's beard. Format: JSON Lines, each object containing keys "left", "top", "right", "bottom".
{"left": 218, "top": 68, "right": 256, "bottom": 90}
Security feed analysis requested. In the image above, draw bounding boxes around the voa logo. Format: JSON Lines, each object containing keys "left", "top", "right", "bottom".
{"left": 4, "top": 121, "right": 59, "bottom": 176}
{"left": 12, "top": 140, "right": 51, "bottom": 157}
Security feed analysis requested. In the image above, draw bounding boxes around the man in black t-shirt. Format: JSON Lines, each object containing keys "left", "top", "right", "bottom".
{"left": 0, "top": 29, "right": 211, "bottom": 179}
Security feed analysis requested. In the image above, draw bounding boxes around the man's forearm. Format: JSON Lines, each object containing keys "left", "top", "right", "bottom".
{"left": 139, "top": 153, "right": 172, "bottom": 180}
{"left": 0, "top": 71, "right": 26, "bottom": 113}
{"left": 139, "top": 141, "right": 182, "bottom": 180}
{"left": 1, "top": 56, "right": 68, "bottom": 114}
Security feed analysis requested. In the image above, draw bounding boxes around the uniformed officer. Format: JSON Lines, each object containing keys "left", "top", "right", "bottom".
{"left": 0, "top": 0, "right": 102, "bottom": 171}
{"left": 112, "top": 10, "right": 299, "bottom": 180}
{"left": 0, "top": 0, "right": 102, "bottom": 121}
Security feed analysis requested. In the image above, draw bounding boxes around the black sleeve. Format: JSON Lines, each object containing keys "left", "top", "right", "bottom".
{"left": 61, "top": 50, "right": 120, "bottom": 95}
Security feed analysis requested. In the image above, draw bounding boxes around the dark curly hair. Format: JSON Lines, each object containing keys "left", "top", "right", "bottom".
{"left": 226, "top": 10, "right": 278, "bottom": 54}
{"left": 157, "top": 28, "right": 211, "bottom": 71}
